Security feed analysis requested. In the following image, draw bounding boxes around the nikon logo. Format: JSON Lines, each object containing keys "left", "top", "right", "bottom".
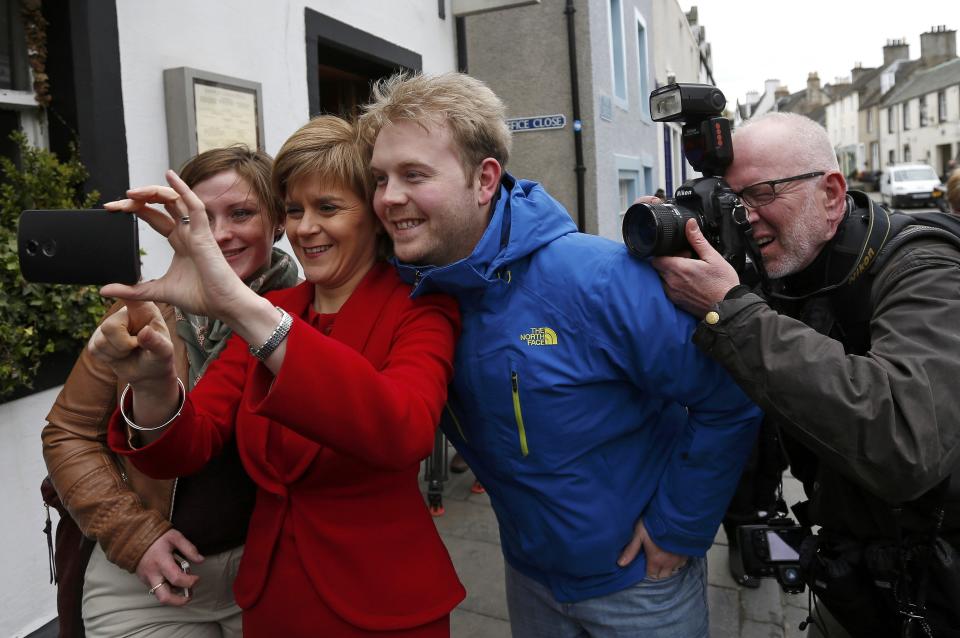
{"left": 675, "top": 188, "right": 694, "bottom": 197}
{"left": 520, "top": 327, "right": 558, "bottom": 346}
{"left": 847, "top": 247, "right": 876, "bottom": 283}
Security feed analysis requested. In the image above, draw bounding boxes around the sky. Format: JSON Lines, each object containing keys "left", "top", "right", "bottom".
{"left": 680, "top": 1, "right": 960, "bottom": 109}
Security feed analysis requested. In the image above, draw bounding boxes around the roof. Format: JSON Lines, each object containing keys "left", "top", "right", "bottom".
{"left": 881, "top": 58, "right": 960, "bottom": 106}
{"left": 861, "top": 58, "right": 922, "bottom": 108}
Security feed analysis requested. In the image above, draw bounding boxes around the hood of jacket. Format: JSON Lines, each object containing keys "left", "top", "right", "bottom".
{"left": 393, "top": 173, "right": 578, "bottom": 297}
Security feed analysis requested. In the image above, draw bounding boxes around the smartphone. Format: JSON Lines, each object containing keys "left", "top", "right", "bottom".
{"left": 172, "top": 553, "right": 192, "bottom": 599}
{"left": 17, "top": 209, "right": 140, "bottom": 285}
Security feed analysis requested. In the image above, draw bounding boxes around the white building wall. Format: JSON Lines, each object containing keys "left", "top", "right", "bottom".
{"left": 894, "top": 88, "right": 960, "bottom": 167}
{"left": 2, "top": 4, "right": 455, "bottom": 635}
{"left": 116, "top": 0, "right": 457, "bottom": 281}
{"left": 1, "top": 388, "right": 63, "bottom": 637}
{"left": 881, "top": 86, "right": 960, "bottom": 167}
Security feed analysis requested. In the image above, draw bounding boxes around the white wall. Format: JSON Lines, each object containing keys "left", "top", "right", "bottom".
{"left": 0, "top": 387, "right": 62, "bottom": 637}
{"left": 115, "top": 0, "right": 458, "bottom": 280}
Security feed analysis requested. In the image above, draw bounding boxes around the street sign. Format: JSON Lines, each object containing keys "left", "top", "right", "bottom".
{"left": 506, "top": 114, "right": 567, "bottom": 133}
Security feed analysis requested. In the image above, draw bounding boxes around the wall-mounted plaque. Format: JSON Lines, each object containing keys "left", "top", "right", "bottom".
{"left": 164, "top": 68, "right": 264, "bottom": 171}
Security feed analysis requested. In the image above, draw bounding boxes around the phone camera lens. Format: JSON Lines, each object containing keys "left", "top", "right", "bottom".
{"left": 41, "top": 239, "right": 57, "bottom": 257}
{"left": 25, "top": 239, "right": 39, "bottom": 256}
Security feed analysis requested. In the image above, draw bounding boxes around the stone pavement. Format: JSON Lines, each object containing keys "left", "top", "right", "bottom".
{"left": 427, "top": 459, "right": 812, "bottom": 638}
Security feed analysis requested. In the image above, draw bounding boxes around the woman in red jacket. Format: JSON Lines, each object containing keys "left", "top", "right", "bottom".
{"left": 89, "top": 116, "right": 465, "bottom": 637}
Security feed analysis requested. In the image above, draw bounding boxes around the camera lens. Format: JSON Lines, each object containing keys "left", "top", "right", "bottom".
{"left": 41, "top": 239, "right": 57, "bottom": 257}
{"left": 25, "top": 239, "right": 39, "bottom": 256}
{"left": 622, "top": 202, "right": 691, "bottom": 258}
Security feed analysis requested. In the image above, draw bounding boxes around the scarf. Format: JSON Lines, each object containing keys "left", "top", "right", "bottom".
{"left": 175, "top": 247, "right": 300, "bottom": 390}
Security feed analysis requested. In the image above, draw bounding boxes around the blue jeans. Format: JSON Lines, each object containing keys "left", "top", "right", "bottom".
{"left": 504, "top": 557, "right": 708, "bottom": 638}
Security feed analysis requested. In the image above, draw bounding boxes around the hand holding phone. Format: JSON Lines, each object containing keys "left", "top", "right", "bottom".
{"left": 17, "top": 209, "right": 140, "bottom": 285}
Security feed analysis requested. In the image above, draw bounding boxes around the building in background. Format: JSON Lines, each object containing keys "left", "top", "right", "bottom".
{"left": 464, "top": 0, "right": 713, "bottom": 240}
{"left": 738, "top": 26, "right": 959, "bottom": 178}
{"left": 878, "top": 27, "right": 959, "bottom": 174}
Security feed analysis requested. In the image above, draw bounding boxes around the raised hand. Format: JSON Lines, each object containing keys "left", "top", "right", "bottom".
{"left": 102, "top": 170, "right": 254, "bottom": 323}
{"left": 88, "top": 300, "right": 181, "bottom": 431}
{"left": 88, "top": 300, "right": 175, "bottom": 388}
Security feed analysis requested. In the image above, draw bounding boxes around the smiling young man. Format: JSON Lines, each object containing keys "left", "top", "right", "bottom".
{"left": 361, "top": 73, "right": 761, "bottom": 638}
{"left": 652, "top": 112, "right": 960, "bottom": 637}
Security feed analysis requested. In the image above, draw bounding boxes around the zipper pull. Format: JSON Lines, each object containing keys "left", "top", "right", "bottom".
{"left": 414, "top": 269, "right": 423, "bottom": 285}
{"left": 511, "top": 371, "right": 519, "bottom": 392}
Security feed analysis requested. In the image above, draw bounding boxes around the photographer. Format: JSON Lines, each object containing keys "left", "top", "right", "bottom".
{"left": 652, "top": 112, "right": 960, "bottom": 637}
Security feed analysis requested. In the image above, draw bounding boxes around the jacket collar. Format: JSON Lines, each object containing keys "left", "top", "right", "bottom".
{"left": 270, "top": 261, "right": 399, "bottom": 353}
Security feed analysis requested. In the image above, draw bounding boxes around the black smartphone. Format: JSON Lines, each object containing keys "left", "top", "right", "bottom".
{"left": 17, "top": 209, "right": 140, "bottom": 285}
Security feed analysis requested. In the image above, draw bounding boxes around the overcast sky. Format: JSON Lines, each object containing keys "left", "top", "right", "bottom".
{"left": 680, "top": 1, "right": 960, "bottom": 109}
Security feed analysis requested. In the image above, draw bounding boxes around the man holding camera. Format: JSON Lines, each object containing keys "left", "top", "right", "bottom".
{"left": 652, "top": 111, "right": 960, "bottom": 637}
{"left": 361, "top": 72, "right": 762, "bottom": 637}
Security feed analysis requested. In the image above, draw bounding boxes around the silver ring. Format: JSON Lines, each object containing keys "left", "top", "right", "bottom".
{"left": 180, "top": 216, "right": 190, "bottom": 224}
{"left": 148, "top": 580, "right": 167, "bottom": 595}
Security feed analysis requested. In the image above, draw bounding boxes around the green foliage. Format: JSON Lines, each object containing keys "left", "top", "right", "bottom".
{"left": 0, "top": 130, "right": 107, "bottom": 400}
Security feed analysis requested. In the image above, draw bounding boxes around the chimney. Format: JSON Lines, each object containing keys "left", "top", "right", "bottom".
{"left": 775, "top": 85, "right": 790, "bottom": 100}
{"left": 920, "top": 25, "right": 957, "bottom": 65}
{"left": 746, "top": 90, "right": 760, "bottom": 106}
{"left": 851, "top": 62, "right": 872, "bottom": 83}
{"left": 764, "top": 78, "right": 780, "bottom": 98}
{"left": 883, "top": 38, "right": 910, "bottom": 66}
{"left": 806, "top": 72, "right": 828, "bottom": 106}
{"left": 685, "top": 6, "right": 698, "bottom": 26}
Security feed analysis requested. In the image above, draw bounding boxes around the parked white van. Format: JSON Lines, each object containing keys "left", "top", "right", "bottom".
{"left": 880, "top": 163, "right": 944, "bottom": 208}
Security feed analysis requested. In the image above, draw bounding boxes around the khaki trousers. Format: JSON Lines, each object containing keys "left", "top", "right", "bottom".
{"left": 82, "top": 544, "right": 243, "bottom": 638}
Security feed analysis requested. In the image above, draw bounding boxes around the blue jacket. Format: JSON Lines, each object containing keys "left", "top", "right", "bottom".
{"left": 396, "top": 175, "right": 761, "bottom": 602}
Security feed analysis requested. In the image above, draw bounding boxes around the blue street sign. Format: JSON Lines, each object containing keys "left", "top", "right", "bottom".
{"left": 506, "top": 114, "right": 567, "bottom": 133}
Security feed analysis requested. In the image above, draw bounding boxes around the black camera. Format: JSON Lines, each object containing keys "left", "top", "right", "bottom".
{"left": 622, "top": 83, "right": 749, "bottom": 274}
{"left": 736, "top": 519, "right": 807, "bottom": 594}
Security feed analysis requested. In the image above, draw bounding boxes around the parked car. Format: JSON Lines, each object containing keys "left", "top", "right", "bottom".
{"left": 880, "top": 163, "right": 944, "bottom": 208}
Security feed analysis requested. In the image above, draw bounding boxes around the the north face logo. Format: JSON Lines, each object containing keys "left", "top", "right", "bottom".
{"left": 520, "top": 327, "right": 558, "bottom": 346}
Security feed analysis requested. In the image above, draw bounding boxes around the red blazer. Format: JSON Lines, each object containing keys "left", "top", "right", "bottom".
{"left": 109, "top": 263, "right": 465, "bottom": 630}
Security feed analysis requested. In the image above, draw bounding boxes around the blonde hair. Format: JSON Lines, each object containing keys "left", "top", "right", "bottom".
{"left": 179, "top": 145, "right": 283, "bottom": 231}
{"left": 947, "top": 168, "right": 960, "bottom": 214}
{"left": 272, "top": 115, "right": 373, "bottom": 202}
{"left": 360, "top": 72, "right": 512, "bottom": 176}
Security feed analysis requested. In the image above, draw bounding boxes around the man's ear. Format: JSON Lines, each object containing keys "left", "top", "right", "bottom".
{"left": 822, "top": 171, "right": 847, "bottom": 226}
{"left": 476, "top": 158, "right": 503, "bottom": 206}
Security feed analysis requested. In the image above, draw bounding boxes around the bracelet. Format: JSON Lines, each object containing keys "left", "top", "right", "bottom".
{"left": 120, "top": 378, "right": 186, "bottom": 432}
{"left": 248, "top": 307, "right": 293, "bottom": 361}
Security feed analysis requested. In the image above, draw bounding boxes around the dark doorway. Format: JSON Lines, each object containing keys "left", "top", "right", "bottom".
{"left": 305, "top": 10, "right": 422, "bottom": 119}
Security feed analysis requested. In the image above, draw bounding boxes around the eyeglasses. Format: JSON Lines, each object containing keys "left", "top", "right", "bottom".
{"left": 734, "top": 171, "right": 825, "bottom": 208}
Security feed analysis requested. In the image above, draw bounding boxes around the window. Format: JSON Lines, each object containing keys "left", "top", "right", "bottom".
{"left": 887, "top": 107, "right": 895, "bottom": 133}
{"left": 635, "top": 11, "right": 649, "bottom": 117}
{"left": 608, "top": 0, "right": 627, "bottom": 105}
{"left": 0, "top": 0, "right": 44, "bottom": 153}
{"left": 866, "top": 109, "right": 873, "bottom": 133}
{"left": 920, "top": 97, "right": 928, "bottom": 127}
{"left": 903, "top": 101, "right": 910, "bottom": 130}
{"left": 903, "top": 144, "right": 911, "bottom": 162}
{"left": 939, "top": 91, "right": 947, "bottom": 122}
{"left": 618, "top": 170, "right": 639, "bottom": 213}
{"left": 888, "top": 149, "right": 895, "bottom": 165}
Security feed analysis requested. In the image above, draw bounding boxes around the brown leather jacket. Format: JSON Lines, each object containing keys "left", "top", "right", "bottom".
{"left": 42, "top": 301, "right": 189, "bottom": 572}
